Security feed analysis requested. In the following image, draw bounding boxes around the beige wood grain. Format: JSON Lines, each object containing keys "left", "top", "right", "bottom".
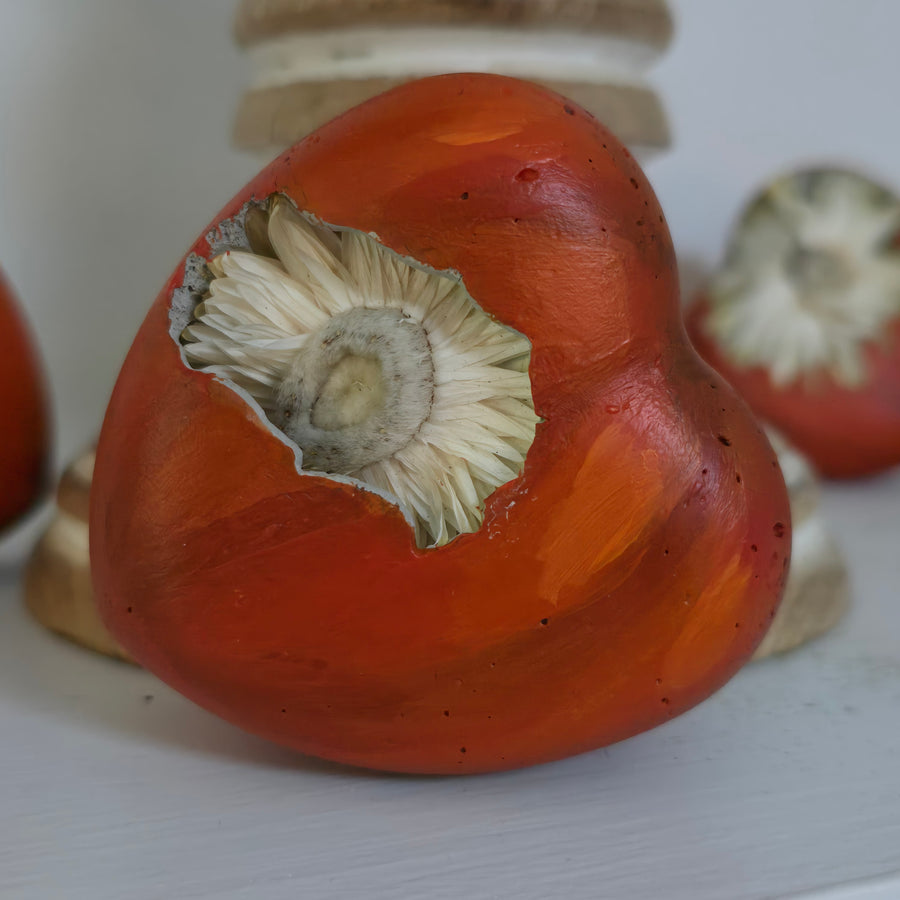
{"left": 752, "top": 545, "right": 850, "bottom": 660}
{"left": 233, "top": 79, "right": 669, "bottom": 151}
{"left": 23, "top": 449, "right": 132, "bottom": 663}
{"left": 753, "top": 432, "right": 849, "bottom": 660}
{"left": 234, "top": 0, "right": 673, "bottom": 48}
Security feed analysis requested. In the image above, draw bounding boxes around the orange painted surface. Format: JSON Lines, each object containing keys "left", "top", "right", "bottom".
{"left": 688, "top": 296, "right": 900, "bottom": 478}
{"left": 91, "top": 75, "right": 790, "bottom": 774}
{"left": 0, "top": 269, "right": 49, "bottom": 531}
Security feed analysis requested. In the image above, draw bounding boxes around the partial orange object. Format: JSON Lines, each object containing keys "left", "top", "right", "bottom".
{"left": 91, "top": 75, "right": 790, "bottom": 774}
{"left": 0, "top": 268, "right": 49, "bottom": 531}
{"left": 688, "top": 300, "right": 900, "bottom": 478}
{"left": 687, "top": 168, "right": 900, "bottom": 479}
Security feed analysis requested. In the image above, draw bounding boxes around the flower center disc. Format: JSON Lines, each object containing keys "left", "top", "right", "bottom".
{"left": 786, "top": 244, "right": 855, "bottom": 297}
{"left": 274, "top": 307, "right": 434, "bottom": 473}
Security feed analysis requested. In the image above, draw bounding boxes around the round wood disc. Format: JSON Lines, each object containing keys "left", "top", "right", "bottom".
{"left": 752, "top": 433, "right": 850, "bottom": 660}
{"left": 234, "top": 0, "right": 674, "bottom": 48}
{"left": 23, "top": 449, "right": 132, "bottom": 663}
{"left": 232, "top": 0, "right": 673, "bottom": 154}
{"left": 752, "top": 522, "right": 850, "bottom": 659}
{"left": 233, "top": 79, "right": 669, "bottom": 153}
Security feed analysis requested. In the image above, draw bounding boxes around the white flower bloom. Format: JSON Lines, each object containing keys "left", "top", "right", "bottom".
{"left": 181, "top": 197, "right": 538, "bottom": 548}
{"left": 705, "top": 169, "right": 900, "bottom": 387}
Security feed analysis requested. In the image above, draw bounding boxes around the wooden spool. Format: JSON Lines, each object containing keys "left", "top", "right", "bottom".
{"left": 232, "top": 0, "right": 673, "bottom": 157}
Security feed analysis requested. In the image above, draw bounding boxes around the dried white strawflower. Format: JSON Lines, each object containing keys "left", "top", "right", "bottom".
{"left": 181, "top": 196, "right": 538, "bottom": 548}
{"left": 706, "top": 168, "right": 900, "bottom": 387}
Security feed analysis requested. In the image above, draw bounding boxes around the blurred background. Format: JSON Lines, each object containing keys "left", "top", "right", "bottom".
{"left": 1, "top": 0, "right": 898, "bottom": 468}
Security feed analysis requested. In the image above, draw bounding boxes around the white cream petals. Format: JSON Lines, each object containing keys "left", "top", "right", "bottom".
{"left": 182, "top": 198, "right": 537, "bottom": 547}
{"left": 709, "top": 171, "right": 900, "bottom": 388}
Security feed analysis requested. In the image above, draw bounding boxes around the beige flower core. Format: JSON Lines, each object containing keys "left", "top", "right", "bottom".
{"left": 180, "top": 196, "right": 538, "bottom": 548}
{"left": 706, "top": 169, "right": 900, "bottom": 388}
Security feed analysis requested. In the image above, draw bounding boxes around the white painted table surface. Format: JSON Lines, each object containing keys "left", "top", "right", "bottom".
{"left": 1, "top": 472, "right": 899, "bottom": 900}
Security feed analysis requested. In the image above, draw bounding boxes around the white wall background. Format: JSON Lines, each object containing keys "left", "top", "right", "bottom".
{"left": 0, "top": 0, "right": 898, "bottom": 467}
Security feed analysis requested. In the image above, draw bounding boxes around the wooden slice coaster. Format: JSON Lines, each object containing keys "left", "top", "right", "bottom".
{"left": 233, "top": 79, "right": 668, "bottom": 153}
{"left": 232, "top": 0, "right": 672, "bottom": 155}
{"left": 234, "top": 0, "right": 674, "bottom": 48}
{"left": 752, "top": 432, "right": 850, "bottom": 660}
{"left": 23, "top": 449, "right": 132, "bottom": 663}
{"left": 752, "top": 520, "right": 849, "bottom": 660}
